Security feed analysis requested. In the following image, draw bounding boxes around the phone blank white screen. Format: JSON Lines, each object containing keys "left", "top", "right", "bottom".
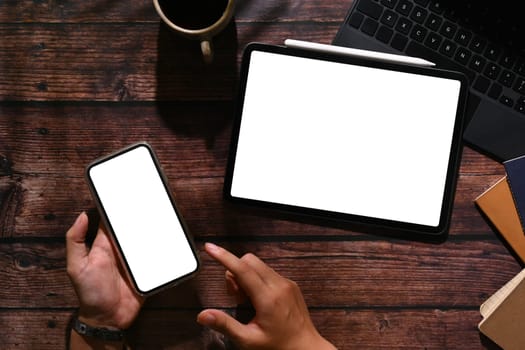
{"left": 230, "top": 51, "right": 462, "bottom": 227}
{"left": 89, "top": 145, "right": 198, "bottom": 293}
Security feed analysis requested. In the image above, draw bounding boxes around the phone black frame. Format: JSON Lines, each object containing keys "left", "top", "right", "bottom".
{"left": 85, "top": 142, "right": 200, "bottom": 296}
{"left": 224, "top": 43, "right": 469, "bottom": 238}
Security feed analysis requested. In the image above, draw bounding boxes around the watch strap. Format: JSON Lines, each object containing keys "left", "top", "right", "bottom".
{"left": 72, "top": 317, "right": 125, "bottom": 342}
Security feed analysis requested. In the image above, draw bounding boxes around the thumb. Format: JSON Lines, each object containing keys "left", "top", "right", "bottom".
{"left": 197, "top": 309, "right": 250, "bottom": 344}
{"left": 65, "top": 212, "right": 89, "bottom": 274}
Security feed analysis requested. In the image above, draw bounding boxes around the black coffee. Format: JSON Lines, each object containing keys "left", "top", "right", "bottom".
{"left": 158, "top": 0, "right": 228, "bottom": 30}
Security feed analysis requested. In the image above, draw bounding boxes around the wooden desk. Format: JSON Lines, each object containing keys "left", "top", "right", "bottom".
{"left": 0, "top": 1, "right": 518, "bottom": 349}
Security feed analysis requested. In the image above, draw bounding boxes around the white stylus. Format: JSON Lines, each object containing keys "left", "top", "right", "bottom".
{"left": 284, "top": 39, "right": 435, "bottom": 67}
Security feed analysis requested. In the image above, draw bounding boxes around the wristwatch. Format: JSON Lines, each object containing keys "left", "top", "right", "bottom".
{"left": 72, "top": 317, "right": 125, "bottom": 342}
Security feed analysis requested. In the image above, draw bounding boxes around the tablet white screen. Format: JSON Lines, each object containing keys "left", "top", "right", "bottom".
{"left": 230, "top": 50, "right": 462, "bottom": 227}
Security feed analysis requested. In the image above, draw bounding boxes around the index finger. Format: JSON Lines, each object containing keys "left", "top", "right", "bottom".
{"left": 204, "top": 243, "right": 266, "bottom": 298}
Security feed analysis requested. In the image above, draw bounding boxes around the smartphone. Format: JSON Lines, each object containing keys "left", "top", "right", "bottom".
{"left": 85, "top": 142, "right": 200, "bottom": 296}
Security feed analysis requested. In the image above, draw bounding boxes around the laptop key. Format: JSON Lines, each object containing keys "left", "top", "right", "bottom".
{"left": 410, "top": 6, "right": 428, "bottom": 24}
{"left": 484, "top": 44, "right": 501, "bottom": 62}
{"left": 516, "top": 97, "right": 525, "bottom": 114}
{"left": 454, "top": 47, "right": 471, "bottom": 65}
{"left": 361, "top": 17, "right": 379, "bottom": 36}
{"left": 377, "top": 25, "right": 394, "bottom": 43}
{"left": 514, "top": 78, "right": 525, "bottom": 94}
{"left": 424, "top": 32, "right": 442, "bottom": 50}
{"left": 395, "top": 17, "right": 412, "bottom": 35}
{"left": 357, "top": 0, "right": 383, "bottom": 20}
{"left": 455, "top": 29, "right": 472, "bottom": 47}
{"left": 469, "top": 37, "right": 486, "bottom": 54}
{"left": 473, "top": 75, "right": 490, "bottom": 93}
{"left": 439, "top": 40, "right": 456, "bottom": 58}
{"left": 391, "top": 33, "right": 408, "bottom": 51}
{"left": 414, "top": 0, "right": 429, "bottom": 7}
{"left": 381, "top": 10, "right": 398, "bottom": 27}
{"left": 429, "top": 1, "right": 444, "bottom": 14}
{"left": 500, "top": 53, "right": 516, "bottom": 69}
{"left": 469, "top": 55, "right": 486, "bottom": 73}
{"left": 488, "top": 83, "right": 503, "bottom": 99}
{"left": 514, "top": 60, "right": 525, "bottom": 76}
{"left": 348, "top": 12, "right": 365, "bottom": 28}
{"left": 500, "top": 95, "right": 514, "bottom": 107}
{"left": 484, "top": 63, "right": 501, "bottom": 80}
{"left": 395, "top": 0, "right": 413, "bottom": 16}
{"left": 440, "top": 21, "right": 457, "bottom": 39}
{"left": 410, "top": 24, "right": 427, "bottom": 42}
{"left": 499, "top": 70, "right": 515, "bottom": 88}
{"left": 380, "top": 0, "right": 398, "bottom": 9}
{"left": 424, "top": 13, "right": 441, "bottom": 31}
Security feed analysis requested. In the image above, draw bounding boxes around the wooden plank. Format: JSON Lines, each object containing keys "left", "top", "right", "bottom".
{"left": 0, "top": 308, "right": 495, "bottom": 350}
{"left": 0, "top": 310, "right": 69, "bottom": 350}
{"left": 0, "top": 105, "right": 502, "bottom": 177}
{"left": 0, "top": 0, "right": 353, "bottom": 23}
{"left": 0, "top": 105, "right": 505, "bottom": 238}
{"left": 0, "top": 22, "right": 340, "bottom": 101}
{"left": 0, "top": 241, "right": 519, "bottom": 308}
{"left": 0, "top": 174, "right": 501, "bottom": 239}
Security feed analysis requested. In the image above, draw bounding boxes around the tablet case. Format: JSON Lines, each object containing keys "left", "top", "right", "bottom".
{"left": 475, "top": 176, "right": 525, "bottom": 262}
{"left": 504, "top": 154, "right": 525, "bottom": 232}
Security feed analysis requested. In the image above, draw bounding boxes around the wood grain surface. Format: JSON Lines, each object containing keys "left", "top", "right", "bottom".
{"left": 0, "top": 0, "right": 517, "bottom": 349}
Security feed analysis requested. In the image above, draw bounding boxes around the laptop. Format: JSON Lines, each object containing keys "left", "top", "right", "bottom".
{"left": 333, "top": 0, "right": 525, "bottom": 162}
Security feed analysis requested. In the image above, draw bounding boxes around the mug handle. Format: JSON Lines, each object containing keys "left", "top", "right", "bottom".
{"left": 201, "top": 40, "right": 213, "bottom": 64}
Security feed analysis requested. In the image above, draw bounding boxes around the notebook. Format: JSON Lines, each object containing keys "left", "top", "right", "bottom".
{"left": 479, "top": 268, "right": 525, "bottom": 350}
{"left": 475, "top": 176, "right": 525, "bottom": 263}
{"left": 333, "top": 0, "right": 525, "bottom": 162}
{"left": 504, "top": 154, "right": 525, "bottom": 231}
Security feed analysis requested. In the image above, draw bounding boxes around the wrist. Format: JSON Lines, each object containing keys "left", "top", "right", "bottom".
{"left": 72, "top": 316, "right": 125, "bottom": 342}
{"left": 296, "top": 330, "right": 337, "bottom": 350}
{"left": 69, "top": 330, "right": 125, "bottom": 350}
{"left": 316, "top": 337, "right": 337, "bottom": 350}
{"left": 77, "top": 313, "right": 122, "bottom": 330}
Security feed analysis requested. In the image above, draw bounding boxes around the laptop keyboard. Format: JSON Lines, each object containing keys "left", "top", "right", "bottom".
{"left": 346, "top": 0, "right": 525, "bottom": 115}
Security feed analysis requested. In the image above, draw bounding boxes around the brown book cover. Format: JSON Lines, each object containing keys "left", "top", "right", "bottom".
{"left": 475, "top": 176, "right": 525, "bottom": 262}
{"left": 479, "top": 268, "right": 525, "bottom": 350}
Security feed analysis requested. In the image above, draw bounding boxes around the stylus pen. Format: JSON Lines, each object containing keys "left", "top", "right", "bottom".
{"left": 284, "top": 39, "right": 435, "bottom": 67}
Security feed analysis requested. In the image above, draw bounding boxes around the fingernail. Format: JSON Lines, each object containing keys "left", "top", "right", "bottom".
{"left": 75, "top": 212, "right": 86, "bottom": 226}
{"left": 198, "top": 312, "right": 216, "bottom": 326}
{"left": 205, "top": 242, "right": 220, "bottom": 253}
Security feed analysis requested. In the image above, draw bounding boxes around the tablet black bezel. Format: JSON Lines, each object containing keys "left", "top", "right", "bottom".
{"left": 224, "top": 42, "right": 469, "bottom": 237}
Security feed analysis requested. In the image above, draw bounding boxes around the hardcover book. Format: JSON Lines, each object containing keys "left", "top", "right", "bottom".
{"left": 504, "top": 154, "right": 525, "bottom": 232}
{"left": 475, "top": 177, "right": 525, "bottom": 262}
{"left": 479, "top": 268, "right": 525, "bottom": 350}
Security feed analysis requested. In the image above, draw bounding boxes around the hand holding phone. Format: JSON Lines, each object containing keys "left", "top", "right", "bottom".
{"left": 66, "top": 212, "right": 144, "bottom": 330}
{"left": 86, "top": 142, "right": 200, "bottom": 296}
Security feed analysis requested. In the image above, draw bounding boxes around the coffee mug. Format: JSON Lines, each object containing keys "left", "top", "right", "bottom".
{"left": 153, "top": 0, "right": 235, "bottom": 63}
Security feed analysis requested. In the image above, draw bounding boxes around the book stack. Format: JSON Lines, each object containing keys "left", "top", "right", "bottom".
{"left": 476, "top": 154, "right": 525, "bottom": 350}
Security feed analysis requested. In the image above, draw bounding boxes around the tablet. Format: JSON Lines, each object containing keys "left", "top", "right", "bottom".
{"left": 224, "top": 43, "right": 468, "bottom": 237}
